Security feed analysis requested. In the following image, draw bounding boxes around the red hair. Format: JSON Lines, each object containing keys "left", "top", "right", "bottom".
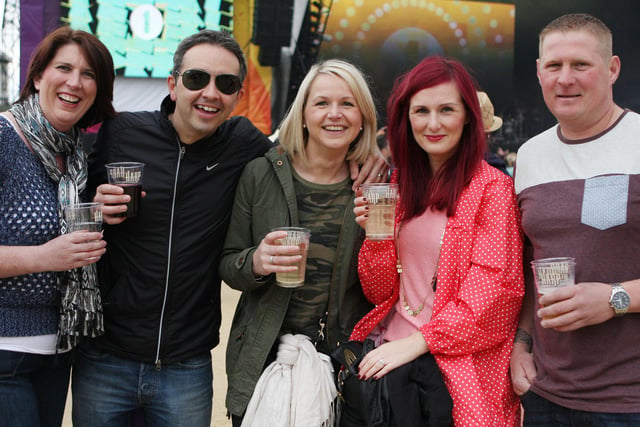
{"left": 17, "top": 26, "right": 116, "bottom": 129}
{"left": 387, "top": 56, "right": 485, "bottom": 220}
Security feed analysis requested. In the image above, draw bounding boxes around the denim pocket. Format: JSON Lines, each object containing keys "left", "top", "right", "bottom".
{"left": 77, "top": 344, "right": 112, "bottom": 360}
{"left": 175, "top": 351, "right": 212, "bottom": 369}
{"left": 581, "top": 175, "right": 629, "bottom": 230}
{"left": 519, "top": 389, "right": 535, "bottom": 413}
{"left": 0, "top": 350, "right": 25, "bottom": 378}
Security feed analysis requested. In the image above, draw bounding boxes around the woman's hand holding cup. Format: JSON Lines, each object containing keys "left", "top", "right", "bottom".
{"left": 353, "top": 187, "right": 369, "bottom": 230}
{"left": 40, "top": 232, "right": 106, "bottom": 271}
{"left": 252, "top": 230, "right": 304, "bottom": 281}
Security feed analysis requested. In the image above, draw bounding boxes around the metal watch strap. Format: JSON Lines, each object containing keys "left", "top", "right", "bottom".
{"left": 610, "top": 283, "right": 629, "bottom": 317}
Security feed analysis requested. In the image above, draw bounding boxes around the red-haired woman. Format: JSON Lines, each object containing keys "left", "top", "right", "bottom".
{"left": 343, "top": 56, "right": 524, "bottom": 426}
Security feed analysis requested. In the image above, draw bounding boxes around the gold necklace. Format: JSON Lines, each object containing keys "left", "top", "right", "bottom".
{"left": 397, "top": 228, "right": 444, "bottom": 317}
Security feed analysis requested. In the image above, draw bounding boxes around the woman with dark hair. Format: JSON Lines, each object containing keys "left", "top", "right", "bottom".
{"left": 343, "top": 56, "right": 524, "bottom": 426}
{"left": 0, "top": 25, "right": 115, "bottom": 425}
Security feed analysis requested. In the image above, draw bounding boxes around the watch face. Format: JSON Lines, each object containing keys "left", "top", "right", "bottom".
{"left": 612, "top": 290, "right": 631, "bottom": 309}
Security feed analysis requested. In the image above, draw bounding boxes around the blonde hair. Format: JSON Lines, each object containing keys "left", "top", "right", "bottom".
{"left": 278, "top": 59, "right": 378, "bottom": 164}
{"left": 539, "top": 13, "right": 612, "bottom": 59}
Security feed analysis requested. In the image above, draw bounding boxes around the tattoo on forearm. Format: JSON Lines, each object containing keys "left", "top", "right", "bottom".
{"left": 514, "top": 327, "right": 533, "bottom": 348}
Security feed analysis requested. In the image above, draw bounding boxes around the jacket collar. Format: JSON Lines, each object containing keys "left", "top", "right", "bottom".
{"left": 159, "top": 95, "right": 228, "bottom": 151}
{"left": 160, "top": 95, "right": 175, "bottom": 118}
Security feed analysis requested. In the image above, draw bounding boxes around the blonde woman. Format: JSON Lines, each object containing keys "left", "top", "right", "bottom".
{"left": 219, "top": 59, "right": 380, "bottom": 426}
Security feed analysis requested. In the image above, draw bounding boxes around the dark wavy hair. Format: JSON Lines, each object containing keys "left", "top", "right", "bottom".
{"left": 17, "top": 25, "right": 116, "bottom": 129}
{"left": 387, "top": 56, "right": 485, "bottom": 220}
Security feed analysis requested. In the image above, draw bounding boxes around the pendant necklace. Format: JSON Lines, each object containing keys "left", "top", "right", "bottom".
{"left": 397, "top": 227, "right": 444, "bottom": 317}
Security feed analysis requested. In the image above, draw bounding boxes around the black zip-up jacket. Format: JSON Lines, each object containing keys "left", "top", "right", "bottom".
{"left": 86, "top": 96, "right": 272, "bottom": 365}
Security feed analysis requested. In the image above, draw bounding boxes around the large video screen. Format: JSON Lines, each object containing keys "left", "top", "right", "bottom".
{"left": 61, "top": 1, "right": 233, "bottom": 78}
{"left": 319, "top": 0, "right": 515, "bottom": 117}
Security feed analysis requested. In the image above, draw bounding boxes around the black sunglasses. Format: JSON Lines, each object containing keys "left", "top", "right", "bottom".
{"left": 175, "top": 69, "right": 242, "bottom": 95}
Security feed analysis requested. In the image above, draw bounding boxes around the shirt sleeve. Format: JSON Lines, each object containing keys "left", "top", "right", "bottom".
{"left": 0, "top": 120, "right": 11, "bottom": 182}
{"left": 357, "top": 239, "right": 397, "bottom": 305}
{"left": 218, "top": 160, "right": 273, "bottom": 291}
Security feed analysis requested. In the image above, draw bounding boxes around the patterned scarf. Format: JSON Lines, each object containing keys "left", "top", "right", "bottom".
{"left": 10, "top": 94, "right": 104, "bottom": 351}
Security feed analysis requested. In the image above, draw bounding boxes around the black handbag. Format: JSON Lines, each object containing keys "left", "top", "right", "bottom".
{"left": 332, "top": 339, "right": 390, "bottom": 427}
{"left": 332, "top": 340, "right": 453, "bottom": 427}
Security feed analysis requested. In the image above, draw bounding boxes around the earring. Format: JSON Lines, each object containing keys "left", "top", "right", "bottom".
{"left": 303, "top": 124, "right": 306, "bottom": 129}
{"left": 360, "top": 127, "right": 363, "bottom": 131}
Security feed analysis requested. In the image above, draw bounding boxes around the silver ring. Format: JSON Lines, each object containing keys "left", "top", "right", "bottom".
{"left": 378, "top": 358, "right": 386, "bottom": 366}
{"left": 270, "top": 255, "right": 274, "bottom": 264}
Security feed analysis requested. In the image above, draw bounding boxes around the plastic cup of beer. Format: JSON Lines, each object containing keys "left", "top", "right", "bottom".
{"left": 105, "top": 162, "right": 144, "bottom": 218}
{"left": 273, "top": 227, "right": 311, "bottom": 288}
{"left": 361, "top": 183, "right": 398, "bottom": 241}
{"left": 64, "top": 202, "right": 103, "bottom": 233}
{"left": 531, "top": 257, "right": 576, "bottom": 319}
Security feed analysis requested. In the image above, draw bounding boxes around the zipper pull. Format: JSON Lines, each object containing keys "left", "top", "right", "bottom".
{"left": 155, "top": 359, "right": 161, "bottom": 371}
{"left": 317, "top": 312, "right": 327, "bottom": 345}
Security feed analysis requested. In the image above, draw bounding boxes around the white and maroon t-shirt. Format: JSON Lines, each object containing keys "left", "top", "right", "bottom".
{"left": 515, "top": 110, "right": 640, "bottom": 413}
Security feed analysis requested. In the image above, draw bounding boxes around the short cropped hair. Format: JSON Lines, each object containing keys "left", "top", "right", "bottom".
{"left": 278, "top": 59, "right": 379, "bottom": 165}
{"left": 539, "top": 13, "right": 612, "bottom": 59}
{"left": 172, "top": 30, "right": 247, "bottom": 83}
{"left": 18, "top": 26, "right": 116, "bottom": 128}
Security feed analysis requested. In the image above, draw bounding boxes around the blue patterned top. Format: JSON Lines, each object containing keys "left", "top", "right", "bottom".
{"left": 0, "top": 115, "right": 60, "bottom": 336}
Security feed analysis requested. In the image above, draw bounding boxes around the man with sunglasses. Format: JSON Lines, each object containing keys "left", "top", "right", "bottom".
{"left": 71, "top": 30, "right": 387, "bottom": 426}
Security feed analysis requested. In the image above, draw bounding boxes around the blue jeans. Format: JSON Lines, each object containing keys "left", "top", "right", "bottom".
{"left": 72, "top": 345, "right": 213, "bottom": 427}
{"left": 522, "top": 390, "right": 640, "bottom": 427}
{"left": 0, "top": 349, "right": 71, "bottom": 427}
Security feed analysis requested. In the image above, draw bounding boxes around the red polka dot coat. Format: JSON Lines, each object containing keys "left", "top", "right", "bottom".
{"left": 351, "top": 162, "right": 524, "bottom": 426}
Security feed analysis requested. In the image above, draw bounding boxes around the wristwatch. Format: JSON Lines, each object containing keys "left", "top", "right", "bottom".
{"left": 609, "top": 283, "right": 631, "bottom": 317}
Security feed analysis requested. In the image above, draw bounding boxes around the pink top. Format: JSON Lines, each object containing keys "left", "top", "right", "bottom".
{"left": 381, "top": 209, "right": 447, "bottom": 342}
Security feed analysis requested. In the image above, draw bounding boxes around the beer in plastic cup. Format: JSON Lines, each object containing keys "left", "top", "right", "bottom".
{"left": 64, "top": 202, "right": 103, "bottom": 233}
{"left": 105, "top": 162, "right": 145, "bottom": 218}
{"left": 531, "top": 257, "right": 576, "bottom": 319}
{"left": 273, "top": 227, "right": 311, "bottom": 288}
{"left": 361, "top": 183, "right": 398, "bottom": 241}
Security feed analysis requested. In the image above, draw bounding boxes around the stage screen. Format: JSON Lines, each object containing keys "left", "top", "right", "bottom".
{"left": 61, "top": 1, "right": 233, "bottom": 78}
{"left": 319, "top": 0, "right": 515, "bottom": 119}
